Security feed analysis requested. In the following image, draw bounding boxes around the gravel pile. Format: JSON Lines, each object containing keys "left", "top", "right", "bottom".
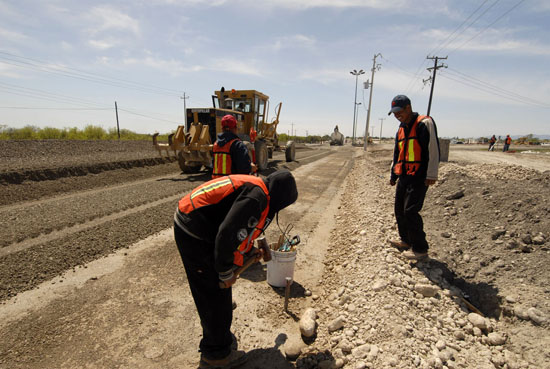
{"left": 286, "top": 153, "right": 548, "bottom": 369}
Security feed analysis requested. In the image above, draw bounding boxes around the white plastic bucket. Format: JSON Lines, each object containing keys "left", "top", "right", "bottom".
{"left": 267, "top": 250, "right": 297, "bottom": 287}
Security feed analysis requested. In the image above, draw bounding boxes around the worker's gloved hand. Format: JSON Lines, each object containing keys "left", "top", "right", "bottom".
{"left": 254, "top": 248, "right": 264, "bottom": 262}
{"left": 219, "top": 269, "right": 235, "bottom": 289}
{"left": 389, "top": 179, "right": 396, "bottom": 186}
{"left": 220, "top": 274, "right": 237, "bottom": 289}
{"left": 251, "top": 163, "right": 258, "bottom": 173}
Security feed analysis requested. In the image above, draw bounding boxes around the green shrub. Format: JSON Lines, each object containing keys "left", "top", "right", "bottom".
{"left": 0, "top": 124, "right": 172, "bottom": 141}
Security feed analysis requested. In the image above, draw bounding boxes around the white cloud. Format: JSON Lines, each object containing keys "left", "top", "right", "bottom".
{"left": 211, "top": 59, "right": 262, "bottom": 76}
{"left": 0, "top": 62, "right": 24, "bottom": 78}
{"left": 89, "top": 39, "right": 116, "bottom": 50}
{"left": 145, "top": 0, "right": 449, "bottom": 12}
{"left": 411, "top": 26, "right": 550, "bottom": 56}
{"left": 60, "top": 41, "right": 72, "bottom": 50}
{"left": 0, "top": 26, "right": 28, "bottom": 42}
{"left": 298, "top": 68, "right": 350, "bottom": 85}
{"left": 123, "top": 56, "right": 204, "bottom": 75}
{"left": 273, "top": 34, "right": 316, "bottom": 52}
{"left": 88, "top": 5, "right": 140, "bottom": 35}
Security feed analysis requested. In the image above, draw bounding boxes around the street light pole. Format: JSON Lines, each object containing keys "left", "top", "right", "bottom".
{"left": 350, "top": 69, "right": 365, "bottom": 145}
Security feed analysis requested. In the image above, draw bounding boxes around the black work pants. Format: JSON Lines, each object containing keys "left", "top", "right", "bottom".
{"left": 394, "top": 179, "right": 429, "bottom": 253}
{"left": 173, "top": 223, "right": 233, "bottom": 360}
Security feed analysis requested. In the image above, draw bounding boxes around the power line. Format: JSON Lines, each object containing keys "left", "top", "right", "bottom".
{"left": 433, "top": 0, "right": 500, "bottom": 55}
{"left": 117, "top": 107, "right": 181, "bottom": 125}
{"left": 448, "top": 0, "right": 526, "bottom": 55}
{"left": 0, "top": 106, "right": 110, "bottom": 110}
{"left": 444, "top": 67, "right": 549, "bottom": 107}
{"left": 0, "top": 51, "right": 183, "bottom": 97}
{"left": 401, "top": 0, "right": 498, "bottom": 93}
{"left": 0, "top": 82, "right": 183, "bottom": 124}
{"left": 438, "top": 70, "right": 550, "bottom": 109}
{"left": 0, "top": 81, "right": 111, "bottom": 108}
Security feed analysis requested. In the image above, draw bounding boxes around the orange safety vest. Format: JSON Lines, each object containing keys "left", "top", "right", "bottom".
{"left": 212, "top": 138, "right": 238, "bottom": 179}
{"left": 177, "top": 175, "right": 270, "bottom": 266}
{"left": 394, "top": 115, "right": 427, "bottom": 176}
{"left": 505, "top": 137, "right": 511, "bottom": 145}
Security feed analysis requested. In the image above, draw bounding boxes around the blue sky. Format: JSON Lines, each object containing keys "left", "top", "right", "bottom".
{"left": 1, "top": 0, "right": 549, "bottom": 139}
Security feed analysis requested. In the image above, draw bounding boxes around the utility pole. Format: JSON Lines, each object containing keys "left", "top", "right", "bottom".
{"left": 290, "top": 122, "right": 295, "bottom": 138}
{"left": 379, "top": 117, "right": 385, "bottom": 142}
{"left": 350, "top": 69, "right": 365, "bottom": 145}
{"left": 423, "top": 56, "right": 447, "bottom": 116}
{"left": 180, "top": 92, "right": 189, "bottom": 126}
{"left": 363, "top": 53, "right": 382, "bottom": 151}
{"left": 114, "top": 101, "right": 120, "bottom": 140}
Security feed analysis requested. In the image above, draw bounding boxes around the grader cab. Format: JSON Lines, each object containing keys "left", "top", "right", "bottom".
{"left": 153, "top": 88, "right": 295, "bottom": 173}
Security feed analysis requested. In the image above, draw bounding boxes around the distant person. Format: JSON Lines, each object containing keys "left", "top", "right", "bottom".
{"left": 173, "top": 170, "right": 298, "bottom": 369}
{"left": 387, "top": 95, "right": 440, "bottom": 260}
{"left": 488, "top": 135, "right": 496, "bottom": 151}
{"left": 212, "top": 115, "right": 257, "bottom": 178}
{"left": 503, "top": 135, "right": 512, "bottom": 152}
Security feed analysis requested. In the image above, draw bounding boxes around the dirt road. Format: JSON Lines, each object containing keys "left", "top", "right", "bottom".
{"left": 1, "top": 141, "right": 549, "bottom": 369}
{"left": 0, "top": 141, "right": 352, "bottom": 368}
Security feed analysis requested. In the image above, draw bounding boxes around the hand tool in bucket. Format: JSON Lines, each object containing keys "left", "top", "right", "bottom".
{"left": 278, "top": 235, "right": 300, "bottom": 252}
{"left": 219, "top": 237, "right": 272, "bottom": 288}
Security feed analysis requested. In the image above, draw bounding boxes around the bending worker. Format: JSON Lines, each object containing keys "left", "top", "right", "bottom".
{"left": 388, "top": 95, "right": 440, "bottom": 261}
{"left": 173, "top": 169, "right": 298, "bottom": 368}
{"left": 212, "top": 114, "right": 257, "bottom": 178}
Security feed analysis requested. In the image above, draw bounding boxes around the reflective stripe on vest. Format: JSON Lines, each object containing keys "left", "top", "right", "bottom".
{"left": 177, "top": 175, "right": 270, "bottom": 266}
{"left": 212, "top": 138, "right": 238, "bottom": 178}
{"left": 394, "top": 115, "right": 427, "bottom": 176}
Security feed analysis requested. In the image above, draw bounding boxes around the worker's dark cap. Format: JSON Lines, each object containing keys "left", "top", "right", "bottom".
{"left": 264, "top": 169, "right": 298, "bottom": 219}
{"left": 388, "top": 95, "right": 411, "bottom": 115}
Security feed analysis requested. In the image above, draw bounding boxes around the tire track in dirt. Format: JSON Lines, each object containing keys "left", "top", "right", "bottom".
{"left": 0, "top": 148, "right": 334, "bottom": 301}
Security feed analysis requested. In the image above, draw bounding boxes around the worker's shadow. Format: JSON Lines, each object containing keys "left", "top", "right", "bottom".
{"left": 240, "top": 263, "right": 307, "bottom": 298}
{"left": 238, "top": 333, "right": 336, "bottom": 369}
{"left": 239, "top": 264, "right": 306, "bottom": 322}
{"left": 413, "top": 258, "right": 502, "bottom": 318}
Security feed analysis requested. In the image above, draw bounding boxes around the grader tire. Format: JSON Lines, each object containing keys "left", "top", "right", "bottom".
{"left": 254, "top": 140, "right": 269, "bottom": 171}
{"left": 285, "top": 140, "right": 296, "bottom": 162}
{"left": 177, "top": 151, "right": 202, "bottom": 173}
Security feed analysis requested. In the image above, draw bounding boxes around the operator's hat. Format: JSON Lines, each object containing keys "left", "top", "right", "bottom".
{"left": 388, "top": 95, "right": 411, "bottom": 115}
{"left": 221, "top": 114, "right": 237, "bottom": 129}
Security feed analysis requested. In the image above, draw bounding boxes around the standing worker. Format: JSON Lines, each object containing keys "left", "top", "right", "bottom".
{"left": 173, "top": 170, "right": 298, "bottom": 368}
{"left": 503, "top": 134, "right": 512, "bottom": 152}
{"left": 212, "top": 115, "right": 257, "bottom": 178}
{"left": 387, "top": 95, "right": 440, "bottom": 260}
{"left": 488, "top": 135, "right": 497, "bottom": 151}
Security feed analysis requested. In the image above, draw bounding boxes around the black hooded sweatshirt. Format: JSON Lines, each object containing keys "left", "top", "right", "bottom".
{"left": 174, "top": 170, "right": 298, "bottom": 275}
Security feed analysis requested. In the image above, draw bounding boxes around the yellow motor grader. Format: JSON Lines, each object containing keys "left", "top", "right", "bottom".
{"left": 153, "top": 87, "right": 295, "bottom": 173}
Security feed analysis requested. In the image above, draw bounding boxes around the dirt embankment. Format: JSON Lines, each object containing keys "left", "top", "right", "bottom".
{"left": 293, "top": 147, "right": 549, "bottom": 369}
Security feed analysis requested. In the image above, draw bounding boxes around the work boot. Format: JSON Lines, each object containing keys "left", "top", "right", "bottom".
{"left": 389, "top": 240, "right": 410, "bottom": 251}
{"left": 403, "top": 250, "right": 428, "bottom": 261}
{"left": 199, "top": 350, "right": 247, "bottom": 369}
